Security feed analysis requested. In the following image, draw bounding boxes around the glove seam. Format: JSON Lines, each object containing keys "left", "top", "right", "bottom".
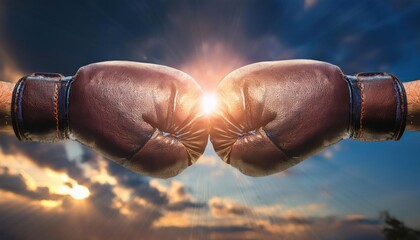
{"left": 127, "top": 128, "right": 159, "bottom": 161}
{"left": 260, "top": 127, "right": 289, "bottom": 159}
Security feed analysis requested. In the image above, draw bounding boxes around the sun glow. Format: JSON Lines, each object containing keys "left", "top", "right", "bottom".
{"left": 201, "top": 93, "right": 218, "bottom": 115}
{"left": 69, "top": 185, "right": 90, "bottom": 200}
{"left": 201, "top": 94, "right": 217, "bottom": 115}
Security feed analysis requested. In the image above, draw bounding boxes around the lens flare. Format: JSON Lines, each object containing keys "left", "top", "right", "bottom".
{"left": 69, "top": 185, "right": 90, "bottom": 200}
{"left": 201, "top": 93, "right": 218, "bottom": 115}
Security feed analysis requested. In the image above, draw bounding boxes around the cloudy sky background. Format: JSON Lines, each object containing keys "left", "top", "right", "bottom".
{"left": 1, "top": 0, "right": 420, "bottom": 239}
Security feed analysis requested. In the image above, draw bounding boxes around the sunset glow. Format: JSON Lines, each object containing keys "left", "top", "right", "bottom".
{"left": 69, "top": 185, "right": 90, "bottom": 200}
{"left": 1, "top": 1, "right": 420, "bottom": 239}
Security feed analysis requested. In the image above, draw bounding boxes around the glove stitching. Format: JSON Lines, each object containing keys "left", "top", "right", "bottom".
{"left": 53, "top": 81, "right": 60, "bottom": 141}
{"left": 358, "top": 79, "right": 365, "bottom": 140}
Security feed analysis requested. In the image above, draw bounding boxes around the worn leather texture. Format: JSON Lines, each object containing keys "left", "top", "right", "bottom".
{"left": 12, "top": 61, "right": 208, "bottom": 178}
{"left": 12, "top": 73, "right": 71, "bottom": 142}
{"left": 346, "top": 73, "right": 406, "bottom": 141}
{"left": 210, "top": 60, "right": 407, "bottom": 176}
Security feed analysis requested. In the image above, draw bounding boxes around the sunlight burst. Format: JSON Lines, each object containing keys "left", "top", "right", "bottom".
{"left": 201, "top": 93, "right": 218, "bottom": 115}
{"left": 69, "top": 185, "right": 90, "bottom": 200}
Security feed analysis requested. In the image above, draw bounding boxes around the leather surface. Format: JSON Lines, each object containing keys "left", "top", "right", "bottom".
{"left": 210, "top": 60, "right": 407, "bottom": 176}
{"left": 347, "top": 73, "right": 406, "bottom": 141}
{"left": 12, "top": 61, "right": 208, "bottom": 178}
{"left": 10, "top": 59, "right": 407, "bottom": 178}
{"left": 11, "top": 73, "right": 71, "bottom": 142}
{"left": 210, "top": 60, "right": 350, "bottom": 176}
{"left": 68, "top": 61, "right": 208, "bottom": 178}
{"left": 210, "top": 59, "right": 406, "bottom": 176}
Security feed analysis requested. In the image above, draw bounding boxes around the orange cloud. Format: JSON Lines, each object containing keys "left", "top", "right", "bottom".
{"left": 209, "top": 197, "right": 250, "bottom": 218}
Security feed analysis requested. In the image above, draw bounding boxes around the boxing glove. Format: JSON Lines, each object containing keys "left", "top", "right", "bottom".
{"left": 11, "top": 61, "right": 208, "bottom": 178}
{"left": 210, "top": 60, "right": 407, "bottom": 176}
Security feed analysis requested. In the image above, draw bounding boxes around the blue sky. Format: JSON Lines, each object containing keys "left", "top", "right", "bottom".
{"left": 1, "top": 0, "right": 420, "bottom": 239}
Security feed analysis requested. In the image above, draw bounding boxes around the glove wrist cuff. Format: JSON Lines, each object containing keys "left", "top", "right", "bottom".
{"left": 345, "top": 73, "right": 407, "bottom": 141}
{"left": 11, "top": 73, "right": 72, "bottom": 142}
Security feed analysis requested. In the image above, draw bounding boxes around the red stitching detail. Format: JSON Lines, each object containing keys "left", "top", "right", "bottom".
{"left": 359, "top": 80, "right": 365, "bottom": 140}
{"left": 53, "top": 82, "right": 59, "bottom": 141}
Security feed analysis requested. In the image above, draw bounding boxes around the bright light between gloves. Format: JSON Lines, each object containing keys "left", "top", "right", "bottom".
{"left": 201, "top": 93, "right": 218, "bottom": 115}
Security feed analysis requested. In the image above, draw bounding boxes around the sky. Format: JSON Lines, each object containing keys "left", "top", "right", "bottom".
{"left": 1, "top": 0, "right": 420, "bottom": 239}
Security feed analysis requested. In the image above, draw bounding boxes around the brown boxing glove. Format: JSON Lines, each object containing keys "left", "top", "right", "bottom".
{"left": 210, "top": 60, "right": 407, "bottom": 176}
{"left": 11, "top": 61, "right": 208, "bottom": 178}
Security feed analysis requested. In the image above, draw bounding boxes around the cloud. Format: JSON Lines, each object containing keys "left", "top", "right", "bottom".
{"left": 2, "top": 0, "right": 420, "bottom": 79}
{"left": 0, "top": 129, "right": 208, "bottom": 233}
{"left": 209, "top": 197, "right": 250, "bottom": 218}
{"left": 0, "top": 169, "right": 385, "bottom": 240}
{"left": 322, "top": 150, "right": 334, "bottom": 160}
{"left": 87, "top": 182, "right": 120, "bottom": 216}
{"left": 150, "top": 179, "right": 208, "bottom": 212}
{"left": 165, "top": 200, "right": 207, "bottom": 212}
{"left": 107, "top": 163, "right": 206, "bottom": 212}
{"left": 0, "top": 194, "right": 162, "bottom": 240}
{"left": 195, "top": 155, "right": 219, "bottom": 166}
{"left": 256, "top": 215, "right": 381, "bottom": 239}
{"left": 240, "top": 0, "right": 420, "bottom": 74}
{"left": 205, "top": 196, "right": 382, "bottom": 239}
{"left": 312, "top": 144, "right": 341, "bottom": 161}
{"left": 0, "top": 194, "right": 254, "bottom": 240}
{"left": 0, "top": 166, "right": 60, "bottom": 200}
{"left": 107, "top": 162, "right": 169, "bottom": 205}
{"left": 0, "top": 135, "right": 85, "bottom": 182}
{"left": 0, "top": 1, "right": 419, "bottom": 239}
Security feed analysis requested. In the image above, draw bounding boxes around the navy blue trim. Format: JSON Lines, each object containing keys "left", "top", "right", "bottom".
{"left": 345, "top": 75, "right": 361, "bottom": 139}
{"left": 386, "top": 73, "right": 407, "bottom": 140}
{"left": 57, "top": 77, "right": 72, "bottom": 139}
{"left": 11, "top": 78, "right": 25, "bottom": 141}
